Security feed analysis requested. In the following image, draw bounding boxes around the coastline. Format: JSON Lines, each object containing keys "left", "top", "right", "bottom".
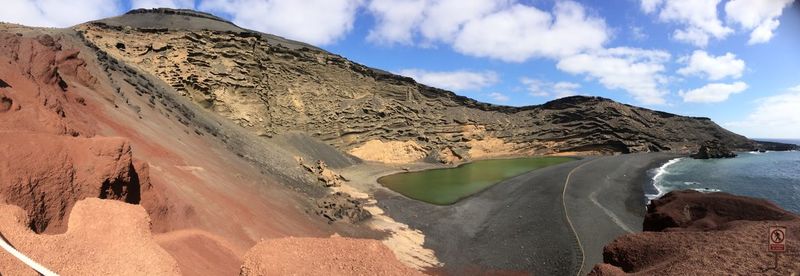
{"left": 563, "top": 153, "right": 681, "bottom": 274}
{"left": 340, "top": 152, "right": 680, "bottom": 274}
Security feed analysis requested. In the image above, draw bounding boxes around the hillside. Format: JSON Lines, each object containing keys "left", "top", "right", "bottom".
{"left": 76, "top": 8, "right": 759, "bottom": 165}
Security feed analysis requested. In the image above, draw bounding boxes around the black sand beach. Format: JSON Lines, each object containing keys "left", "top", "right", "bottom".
{"left": 376, "top": 153, "right": 679, "bottom": 275}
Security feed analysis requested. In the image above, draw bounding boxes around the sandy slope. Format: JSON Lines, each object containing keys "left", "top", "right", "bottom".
{"left": 241, "top": 236, "right": 424, "bottom": 276}
{"left": 0, "top": 198, "right": 181, "bottom": 275}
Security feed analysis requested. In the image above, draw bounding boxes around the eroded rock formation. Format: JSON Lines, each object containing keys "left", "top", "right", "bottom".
{"left": 690, "top": 140, "right": 738, "bottom": 159}
{"left": 72, "top": 9, "right": 757, "bottom": 164}
{"left": 314, "top": 192, "right": 372, "bottom": 223}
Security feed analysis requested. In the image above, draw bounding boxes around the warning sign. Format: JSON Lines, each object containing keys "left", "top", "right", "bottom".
{"left": 768, "top": 226, "right": 786, "bottom": 252}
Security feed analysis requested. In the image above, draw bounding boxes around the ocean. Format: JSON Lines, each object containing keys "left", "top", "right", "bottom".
{"left": 646, "top": 139, "right": 800, "bottom": 214}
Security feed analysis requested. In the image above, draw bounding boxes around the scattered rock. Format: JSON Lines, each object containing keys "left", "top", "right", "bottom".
{"left": 690, "top": 140, "right": 737, "bottom": 159}
{"left": 150, "top": 41, "right": 169, "bottom": 52}
{"left": 314, "top": 192, "right": 371, "bottom": 223}
{"left": 297, "top": 157, "right": 346, "bottom": 187}
{"left": 0, "top": 92, "right": 12, "bottom": 112}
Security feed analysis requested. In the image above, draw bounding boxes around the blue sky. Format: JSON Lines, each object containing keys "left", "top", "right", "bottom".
{"left": 1, "top": 0, "right": 799, "bottom": 138}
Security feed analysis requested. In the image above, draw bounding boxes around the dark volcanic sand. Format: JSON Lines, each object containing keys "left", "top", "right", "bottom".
{"left": 564, "top": 153, "right": 679, "bottom": 274}
{"left": 376, "top": 153, "right": 678, "bottom": 275}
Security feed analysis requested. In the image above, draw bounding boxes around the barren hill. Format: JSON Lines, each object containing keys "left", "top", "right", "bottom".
{"left": 76, "top": 8, "right": 759, "bottom": 165}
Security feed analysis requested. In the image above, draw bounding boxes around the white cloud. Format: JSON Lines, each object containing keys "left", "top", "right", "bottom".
{"left": 725, "top": 0, "right": 793, "bottom": 45}
{"left": 488, "top": 92, "right": 510, "bottom": 102}
{"left": 0, "top": 0, "right": 122, "bottom": 27}
{"left": 678, "top": 81, "right": 747, "bottom": 103}
{"left": 630, "top": 26, "right": 648, "bottom": 41}
{"left": 365, "top": 0, "right": 427, "bottom": 44}
{"left": 417, "top": 0, "right": 509, "bottom": 42}
{"left": 726, "top": 85, "right": 800, "bottom": 138}
{"left": 677, "top": 50, "right": 745, "bottom": 80}
{"left": 367, "top": 0, "right": 608, "bottom": 62}
{"left": 640, "top": 0, "right": 662, "bottom": 13}
{"left": 131, "top": 0, "right": 195, "bottom": 9}
{"left": 557, "top": 47, "right": 671, "bottom": 105}
{"left": 198, "top": 0, "right": 362, "bottom": 45}
{"left": 641, "top": 0, "right": 732, "bottom": 47}
{"left": 521, "top": 78, "right": 582, "bottom": 98}
{"left": 397, "top": 69, "right": 499, "bottom": 91}
{"left": 454, "top": 1, "right": 608, "bottom": 62}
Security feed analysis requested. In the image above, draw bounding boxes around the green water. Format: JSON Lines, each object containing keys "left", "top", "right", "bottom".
{"left": 378, "top": 157, "right": 575, "bottom": 205}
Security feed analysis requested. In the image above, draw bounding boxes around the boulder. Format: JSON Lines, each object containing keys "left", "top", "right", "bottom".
{"left": 314, "top": 192, "right": 371, "bottom": 223}
{"left": 690, "top": 140, "right": 737, "bottom": 159}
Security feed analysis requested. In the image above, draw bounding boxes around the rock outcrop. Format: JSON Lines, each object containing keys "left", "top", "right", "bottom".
{"left": 240, "top": 236, "right": 423, "bottom": 276}
{"left": 72, "top": 9, "right": 760, "bottom": 164}
{"left": 0, "top": 133, "right": 160, "bottom": 233}
{"left": 754, "top": 140, "right": 800, "bottom": 151}
{"left": 591, "top": 190, "right": 800, "bottom": 275}
{"left": 315, "top": 192, "right": 372, "bottom": 223}
{"left": 0, "top": 30, "right": 169, "bottom": 234}
{"left": 643, "top": 190, "right": 794, "bottom": 231}
{"left": 690, "top": 140, "right": 738, "bottom": 159}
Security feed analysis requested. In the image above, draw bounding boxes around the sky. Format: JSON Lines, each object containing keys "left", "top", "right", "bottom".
{"left": 1, "top": 0, "right": 799, "bottom": 138}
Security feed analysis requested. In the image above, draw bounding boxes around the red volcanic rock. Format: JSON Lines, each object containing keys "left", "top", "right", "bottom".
{"left": 643, "top": 190, "right": 795, "bottom": 232}
{"left": 240, "top": 236, "right": 424, "bottom": 276}
{"left": 0, "top": 198, "right": 181, "bottom": 275}
{"left": 0, "top": 32, "right": 96, "bottom": 137}
{"left": 0, "top": 132, "right": 164, "bottom": 233}
{"left": 591, "top": 190, "right": 800, "bottom": 275}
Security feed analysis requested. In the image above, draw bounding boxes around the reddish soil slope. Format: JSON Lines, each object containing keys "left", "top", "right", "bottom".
{"left": 241, "top": 236, "right": 424, "bottom": 276}
{"left": 0, "top": 23, "right": 366, "bottom": 273}
{"left": 0, "top": 198, "right": 181, "bottom": 275}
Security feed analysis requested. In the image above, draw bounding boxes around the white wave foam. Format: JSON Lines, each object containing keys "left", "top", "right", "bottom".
{"left": 646, "top": 157, "right": 683, "bottom": 201}
{"left": 692, "top": 188, "right": 721, "bottom": 193}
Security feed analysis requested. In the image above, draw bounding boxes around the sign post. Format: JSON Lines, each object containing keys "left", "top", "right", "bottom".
{"left": 768, "top": 226, "right": 786, "bottom": 269}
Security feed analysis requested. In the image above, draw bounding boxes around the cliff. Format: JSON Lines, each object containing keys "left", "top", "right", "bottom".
{"left": 72, "top": 8, "right": 760, "bottom": 165}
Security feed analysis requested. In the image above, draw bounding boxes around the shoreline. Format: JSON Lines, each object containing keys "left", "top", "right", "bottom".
{"left": 339, "top": 153, "right": 680, "bottom": 274}
{"left": 563, "top": 153, "right": 680, "bottom": 274}
{"left": 340, "top": 153, "right": 682, "bottom": 275}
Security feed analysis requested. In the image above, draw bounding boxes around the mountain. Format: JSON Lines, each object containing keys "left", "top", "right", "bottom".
{"left": 76, "top": 8, "right": 770, "bottom": 165}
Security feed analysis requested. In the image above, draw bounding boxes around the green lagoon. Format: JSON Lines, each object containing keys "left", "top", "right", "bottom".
{"left": 378, "top": 156, "right": 575, "bottom": 205}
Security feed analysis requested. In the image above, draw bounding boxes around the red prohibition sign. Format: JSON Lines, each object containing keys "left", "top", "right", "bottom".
{"left": 771, "top": 229, "right": 785, "bottom": 243}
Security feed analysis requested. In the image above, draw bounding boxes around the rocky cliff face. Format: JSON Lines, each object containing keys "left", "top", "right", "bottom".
{"left": 72, "top": 8, "right": 756, "bottom": 164}
{"left": 591, "top": 190, "right": 800, "bottom": 275}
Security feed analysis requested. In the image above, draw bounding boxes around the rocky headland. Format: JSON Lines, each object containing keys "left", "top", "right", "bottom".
{"left": 591, "top": 190, "right": 800, "bottom": 275}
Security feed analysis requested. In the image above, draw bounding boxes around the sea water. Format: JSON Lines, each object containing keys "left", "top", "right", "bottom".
{"left": 646, "top": 142, "right": 800, "bottom": 214}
